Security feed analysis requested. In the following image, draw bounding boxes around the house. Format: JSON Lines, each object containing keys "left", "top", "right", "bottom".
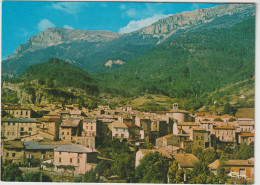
{"left": 237, "top": 119, "right": 254, "bottom": 133}
{"left": 82, "top": 118, "right": 102, "bottom": 137}
{"left": 59, "top": 118, "right": 82, "bottom": 141}
{"left": 173, "top": 153, "right": 199, "bottom": 170}
{"left": 23, "top": 141, "right": 57, "bottom": 165}
{"left": 112, "top": 120, "right": 129, "bottom": 141}
{"left": 125, "top": 123, "right": 144, "bottom": 144}
{"left": 2, "top": 140, "right": 25, "bottom": 166}
{"left": 156, "top": 134, "right": 181, "bottom": 148}
{"left": 53, "top": 145, "right": 98, "bottom": 175}
{"left": 238, "top": 133, "right": 254, "bottom": 145}
{"left": 177, "top": 122, "right": 201, "bottom": 135}
{"left": 70, "top": 110, "right": 83, "bottom": 118}
{"left": 135, "top": 117, "right": 151, "bottom": 142}
{"left": 209, "top": 159, "right": 254, "bottom": 180}
{"left": 2, "top": 106, "right": 32, "bottom": 118}
{"left": 2, "top": 118, "right": 39, "bottom": 140}
{"left": 191, "top": 128, "right": 211, "bottom": 148}
{"left": 40, "top": 118, "right": 61, "bottom": 140}
{"left": 135, "top": 146, "right": 180, "bottom": 167}
{"left": 199, "top": 121, "right": 214, "bottom": 134}
{"left": 213, "top": 125, "right": 236, "bottom": 143}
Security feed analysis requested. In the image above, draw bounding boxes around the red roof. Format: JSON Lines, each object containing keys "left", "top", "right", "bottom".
{"left": 125, "top": 123, "right": 140, "bottom": 128}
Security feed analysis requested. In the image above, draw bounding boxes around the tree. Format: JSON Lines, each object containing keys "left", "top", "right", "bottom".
{"left": 45, "top": 78, "right": 54, "bottom": 88}
{"left": 167, "top": 161, "right": 178, "bottom": 183}
{"left": 95, "top": 160, "right": 113, "bottom": 178}
{"left": 23, "top": 171, "right": 52, "bottom": 182}
{"left": 2, "top": 163, "right": 24, "bottom": 181}
{"left": 81, "top": 169, "right": 99, "bottom": 182}
{"left": 232, "top": 142, "right": 254, "bottom": 160}
{"left": 135, "top": 152, "right": 167, "bottom": 183}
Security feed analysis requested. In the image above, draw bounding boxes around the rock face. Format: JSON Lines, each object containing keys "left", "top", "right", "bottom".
{"left": 105, "top": 60, "right": 125, "bottom": 67}
{"left": 133, "top": 4, "right": 255, "bottom": 44}
{"left": 8, "top": 28, "right": 122, "bottom": 59}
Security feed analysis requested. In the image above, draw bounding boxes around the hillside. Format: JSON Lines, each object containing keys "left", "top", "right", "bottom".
{"left": 98, "top": 17, "right": 255, "bottom": 110}
{"left": 2, "top": 4, "right": 255, "bottom": 79}
{"left": 2, "top": 58, "right": 99, "bottom": 105}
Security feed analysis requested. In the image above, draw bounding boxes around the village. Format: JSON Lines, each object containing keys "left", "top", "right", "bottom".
{"left": 1, "top": 102, "right": 255, "bottom": 183}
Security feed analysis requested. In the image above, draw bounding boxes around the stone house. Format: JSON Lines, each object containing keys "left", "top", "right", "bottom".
{"left": 53, "top": 145, "right": 98, "bottom": 175}
{"left": 2, "top": 140, "right": 25, "bottom": 166}
{"left": 2, "top": 106, "right": 32, "bottom": 118}
{"left": 2, "top": 118, "right": 39, "bottom": 140}
{"left": 191, "top": 128, "right": 211, "bottom": 148}
{"left": 82, "top": 118, "right": 102, "bottom": 137}
{"left": 213, "top": 126, "right": 236, "bottom": 143}
{"left": 59, "top": 118, "right": 82, "bottom": 141}
{"left": 125, "top": 123, "right": 144, "bottom": 144}
{"left": 209, "top": 159, "right": 254, "bottom": 180}
{"left": 173, "top": 153, "right": 199, "bottom": 170}
{"left": 40, "top": 117, "right": 61, "bottom": 140}
{"left": 177, "top": 122, "right": 201, "bottom": 135}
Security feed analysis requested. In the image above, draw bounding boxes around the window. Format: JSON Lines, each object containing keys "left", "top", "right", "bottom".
{"left": 42, "top": 155, "right": 45, "bottom": 159}
{"left": 91, "top": 126, "right": 93, "bottom": 130}
{"left": 48, "top": 155, "right": 52, "bottom": 158}
{"left": 239, "top": 169, "right": 246, "bottom": 177}
{"left": 26, "top": 111, "right": 28, "bottom": 115}
{"left": 67, "top": 132, "right": 69, "bottom": 135}
{"left": 222, "top": 136, "right": 224, "bottom": 140}
{"left": 201, "top": 136, "right": 204, "bottom": 140}
{"left": 70, "top": 158, "right": 72, "bottom": 163}
{"left": 59, "top": 152, "right": 61, "bottom": 155}
{"left": 8, "top": 123, "right": 10, "bottom": 126}
{"left": 116, "top": 128, "right": 118, "bottom": 131}
{"left": 20, "top": 127, "right": 24, "bottom": 131}
{"left": 59, "top": 158, "right": 61, "bottom": 162}
{"left": 62, "top": 132, "right": 64, "bottom": 135}
{"left": 78, "top": 159, "right": 80, "bottom": 163}
{"left": 13, "top": 123, "right": 15, "bottom": 126}
{"left": 29, "top": 127, "right": 32, "bottom": 131}
{"left": 121, "top": 134, "right": 124, "bottom": 138}
{"left": 6, "top": 153, "right": 9, "bottom": 157}
{"left": 12, "top": 153, "right": 16, "bottom": 157}
{"left": 196, "top": 136, "right": 198, "bottom": 140}
{"left": 41, "top": 150, "right": 46, "bottom": 154}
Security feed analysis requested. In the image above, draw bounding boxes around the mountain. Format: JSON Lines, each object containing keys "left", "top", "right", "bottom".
{"left": 2, "top": 4, "right": 255, "bottom": 79}
{"left": 2, "top": 58, "right": 99, "bottom": 104}
{"left": 98, "top": 16, "right": 255, "bottom": 110}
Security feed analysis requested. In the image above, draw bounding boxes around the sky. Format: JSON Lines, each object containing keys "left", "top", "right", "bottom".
{"left": 2, "top": 1, "right": 223, "bottom": 60}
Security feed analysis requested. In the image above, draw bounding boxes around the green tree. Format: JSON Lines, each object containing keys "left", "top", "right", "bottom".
{"left": 81, "top": 169, "right": 99, "bottom": 182}
{"left": 23, "top": 171, "right": 52, "bottom": 182}
{"left": 135, "top": 152, "right": 167, "bottom": 183}
{"left": 95, "top": 160, "right": 113, "bottom": 178}
{"left": 2, "top": 163, "right": 24, "bottom": 181}
{"left": 111, "top": 153, "right": 135, "bottom": 181}
{"left": 167, "top": 161, "right": 178, "bottom": 183}
{"left": 45, "top": 78, "right": 54, "bottom": 88}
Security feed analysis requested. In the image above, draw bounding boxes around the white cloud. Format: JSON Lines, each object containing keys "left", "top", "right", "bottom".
{"left": 63, "top": 25, "right": 74, "bottom": 29}
{"left": 126, "top": 8, "right": 137, "bottom": 17}
{"left": 120, "top": 4, "right": 126, "bottom": 10}
{"left": 119, "top": 14, "right": 170, "bottom": 34}
{"left": 51, "top": 2, "right": 88, "bottom": 14}
{"left": 38, "top": 19, "right": 55, "bottom": 31}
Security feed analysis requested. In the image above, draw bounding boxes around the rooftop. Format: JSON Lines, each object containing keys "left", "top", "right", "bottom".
{"left": 3, "top": 118, "right": 38, "bottom": 123}
{"left": 60, "top": 118, "right": 81, "bottom": 127}
{"left": 173, "top": 153, "right": 199, "bottom": 168}
{"left": 112, "top": 120, "right": 128, "bottom": 128}
{"left": 55, "top": 145, "right": 97, "bottom": 153}
{"left": 4, "top": 141, "right": 24, "bottom": 149}
{"left": 240, "top": 133, "right": 254, "bottom": 137}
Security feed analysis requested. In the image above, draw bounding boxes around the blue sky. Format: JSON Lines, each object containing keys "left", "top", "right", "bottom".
{"left": 2, "top": 2, "right": 223, "bottom": 60}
